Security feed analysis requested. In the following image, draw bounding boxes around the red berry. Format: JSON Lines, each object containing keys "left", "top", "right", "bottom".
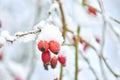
{"left": 41, "top": 51, "right": 51, "bottom": 64}
{"left": 50, "top": 56, "right": 58, "bottom": 68}
{"left": 58, "top": 54, "right": 66, "bottom": 66}
{"left": 38, "top": 40, "right": 49, "bottom": 52}
{"left": 72, "top": 36, "right": 83, "bottom": 44}
{"left": 95, "top": 37, "right": 100, "bottom": 43}
{"left": 72, "top": 36, "right": 76, "bottom": 42}
{"left": 49, "top": 40, "right": 60, "bottom": 54}
{"left": 14, "top": 77, "right": 22, "bottom": 80}
{"left": 88, "top": 7, "right": 97, "bottom": 15}
{"left": 83, "top": 43, "right": 89, "bottom": 52}
{"left": 79, "top": 37, "right": 83, "bottom": 44}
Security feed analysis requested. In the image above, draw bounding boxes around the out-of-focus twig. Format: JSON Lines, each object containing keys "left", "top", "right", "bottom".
{"left": 6, "top": 28, "right": 41, "bottom": 44}
{"left": 79, "top": 50, "right": 99, "bottom": 80}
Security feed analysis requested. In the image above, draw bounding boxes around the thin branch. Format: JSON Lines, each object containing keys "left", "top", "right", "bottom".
{"left": 74, "top": 27, "right": 80, "bottom": 80}
{"left": 6, "top": 28, "right": 41, "bottom": 43}
{"left": 102, "top": 55, "right": 120, "bottom": 78}
{"left": 15, "top": 28, "right": 41, "bottom": 38}
{"left": 56, "top": 0, "right": 66, "bottom": 80}
{"left": 110, "top": 16, "right": 120, "bottom": 24}
{"left": 108, "top": 22, "right": 120, "bottom": 43}
{"left": 79, "top": 50, "right": 99, "bottom": 80}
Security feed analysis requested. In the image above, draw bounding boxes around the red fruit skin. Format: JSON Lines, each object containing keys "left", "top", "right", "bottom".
{"left": 38, "top": 40, "right": 49, "bottom": 52}
{"left": 58, "top": 54, "right": 66, "bottom": 66}
{"left": 79, "top": 37, "right": 83, "bottom": 44}
{"left": 72, "top": 36, "right": 83, "bottom": 44}
{"left": 14, "top": 77, "right": 22, "bottom": 80}
{"left": 95, "top": 37, "right": 100, "bottom": 43}
{"left": 49, "top": 40, "right": 60, "bottom": 54}
{"left": 50, "top": 56, "right": 58, "bottom": 68}
{"left": 41, "top": 51, "right": 51, "bottom": 64}
{"left": 83, "top": 44, "right": 89, "bottom": 52}
{"left": 72, "top": 36, "right": 76, "bottom": 42}
{"left": 88, "top": 7, "right": 97, "bottom": 15}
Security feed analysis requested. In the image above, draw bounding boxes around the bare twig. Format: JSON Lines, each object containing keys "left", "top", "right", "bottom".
{"left": 6, "top": 28, "right": 41, "bottom": 43}
{"left": 56, "top": 0, "right": 67, "bottom": 80}
{"left": 74, "top": 27, "right": 80, "bottom": 80}
{"left": 110, "top": 16, "right": 120, "bottom": 24}
{"left": 102, "top": 55, "right": 120, "bottom": 78}
{"left": 15, "top": 28, "right": 41, "bottom": 38}
{"left": 79, "top": 50, "right": 99, "bottom": 80}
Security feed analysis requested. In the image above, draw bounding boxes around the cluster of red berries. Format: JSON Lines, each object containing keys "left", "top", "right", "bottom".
{"left": 72, "top": 36, "right": 89, "bottom": 52}
{"left": 38, "top": 40, "right": 66, "bottom": 70}
{"left": 72, "top": 36, "right": 100, "bottom": 52}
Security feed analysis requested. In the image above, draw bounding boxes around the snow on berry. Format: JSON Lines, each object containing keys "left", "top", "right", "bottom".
{"left": 49, "top": 40, "right": 60, "bottom": 54}
{"left": 41, "top": 51, "right": 51, "bottom": 64}
{"left": 37, "top": 23, "right": 63, "bottom": 45}
{"left": 38, "top": 40, "right": 49, "bottom": 52}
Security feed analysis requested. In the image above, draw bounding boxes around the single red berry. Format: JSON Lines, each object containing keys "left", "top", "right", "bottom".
{"left": 95, "top": 37, "right": 100, "bottom": 43}
{"left": 14, "top": 77, "right": 22, "bottom": 80}
{"left": 38, "top": 40, "right": 49, "bottom": 52}
{"left": 72, "top": 36, "right": 76, "bottom": 42}
{"left": 41, "top": 51, "right": 51, "bottom": 64}
{"left": 58, "top": 54, "right": 66, "bottom": 66}
{"left": 88, "top": 7, "right": 97, "bottom": 15}
{"left": 50, "top": 56, "right": 58, "bottom": 68}
{"left": 79, "top": 37, "right": 83, "bottom": 44}
{"left": 49, "top": 40, "right": 60, "bottom": 54}
{"left": 83, "top": 43, "right": 89, "bottom": 52}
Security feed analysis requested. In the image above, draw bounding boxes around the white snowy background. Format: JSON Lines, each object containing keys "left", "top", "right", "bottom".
{"left": 0, "top": 0, "right": 120, "bottom": 80}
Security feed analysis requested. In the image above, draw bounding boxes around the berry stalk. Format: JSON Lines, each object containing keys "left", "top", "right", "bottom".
{"left": 74, "top": 27, "right": 80, "bottom": 80}
{"left": 57, "top": 0, "right": 67, "bottom": 80}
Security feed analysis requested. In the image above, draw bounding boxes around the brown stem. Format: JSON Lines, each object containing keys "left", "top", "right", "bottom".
{"left": 56, "top": 0, "right": 67, "bottom": 80}
{"left": 74, "top": 27, "right": 80, "bottom": 80}
{"left": 6, "top": 28, "right": 41, "bottom": 43}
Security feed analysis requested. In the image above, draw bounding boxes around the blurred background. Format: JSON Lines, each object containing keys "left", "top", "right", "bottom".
{"left": 0, "top": 0, "right": 120, "bottom": 80}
